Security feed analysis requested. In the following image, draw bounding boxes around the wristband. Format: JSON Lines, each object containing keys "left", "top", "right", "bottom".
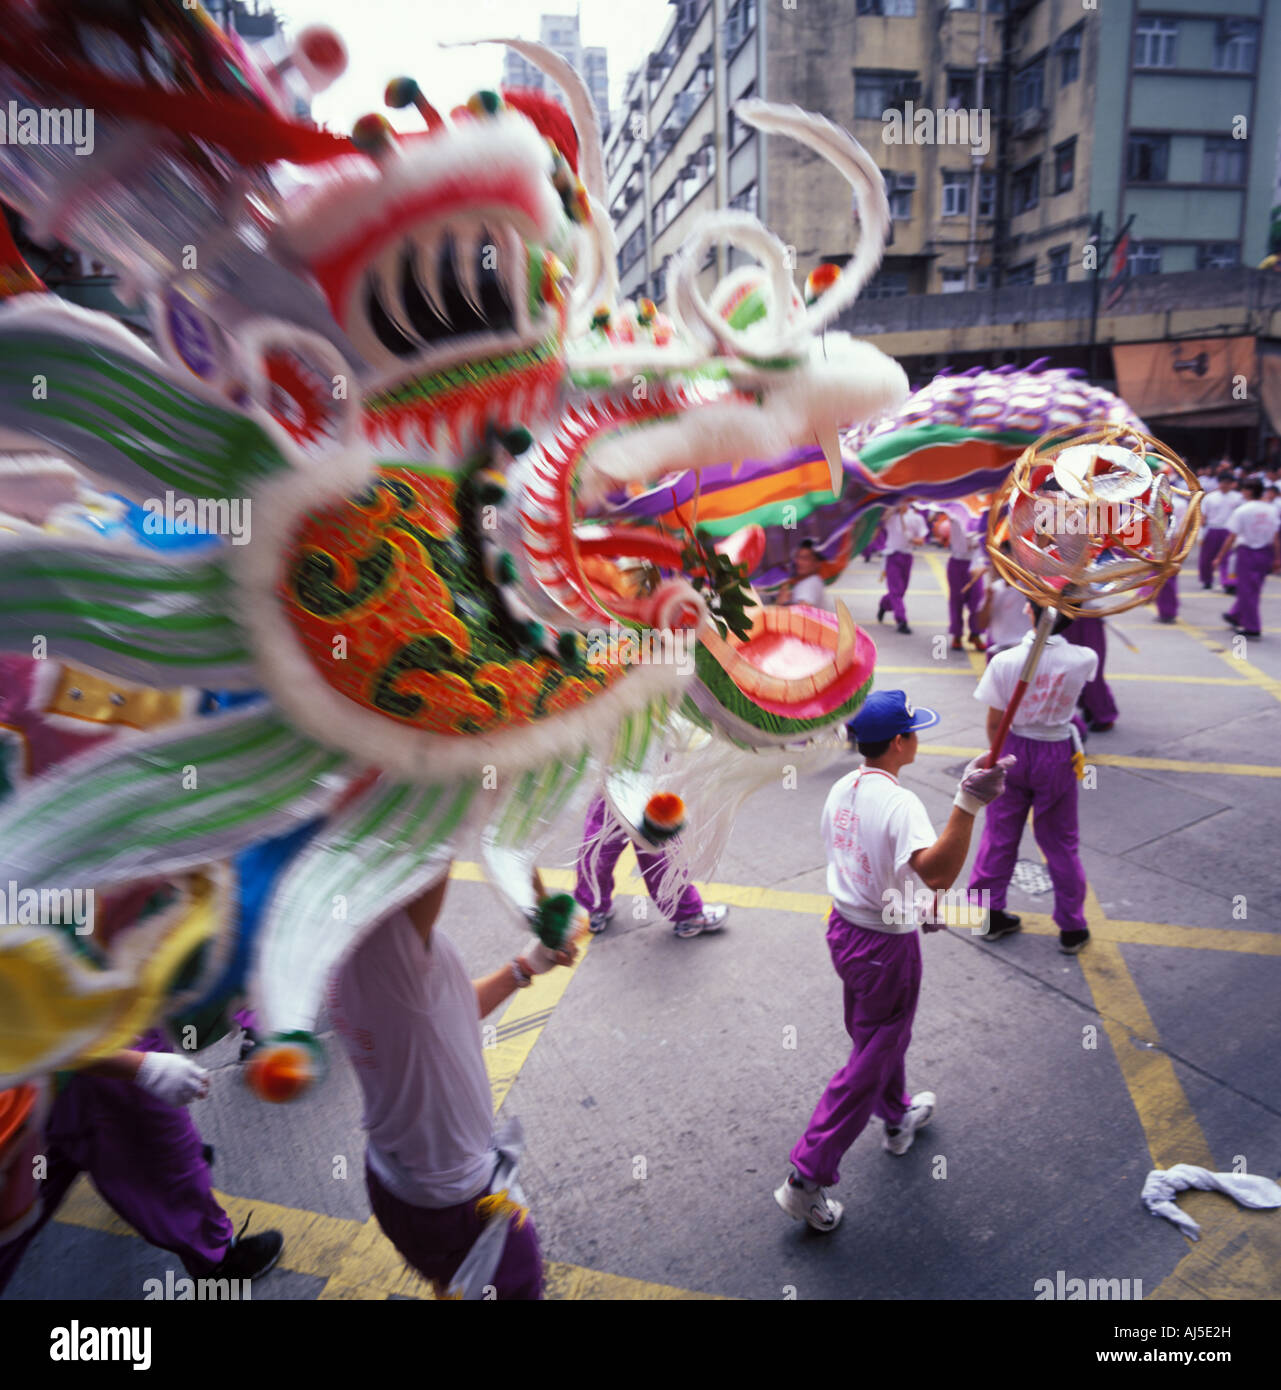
{"left": 510, "top": 957, "right": 533, "bottom": 989}
{"left": 953, "top": 788, "right": 983, "bottom": 816}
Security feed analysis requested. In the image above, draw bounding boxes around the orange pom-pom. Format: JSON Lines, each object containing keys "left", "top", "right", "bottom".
{"left": 644, "top": 792, "right": 685, "bottom": 832}
{"left": 247, "top": 1044, "right": 316, "bottom": 1104}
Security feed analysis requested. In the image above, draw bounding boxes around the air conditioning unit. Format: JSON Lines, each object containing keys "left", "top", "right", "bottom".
{"left": 1014, "top": 106, "right": 1047, "bottom": 137}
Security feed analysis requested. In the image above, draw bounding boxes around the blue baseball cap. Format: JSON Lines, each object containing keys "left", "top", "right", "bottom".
{"left": 846, "top": 690, "right": 940, "bottom": 744}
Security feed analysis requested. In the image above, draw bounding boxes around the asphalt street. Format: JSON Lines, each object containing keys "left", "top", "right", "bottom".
{"left": 6, "top": 543, "right": 1280, "bottom": 1302}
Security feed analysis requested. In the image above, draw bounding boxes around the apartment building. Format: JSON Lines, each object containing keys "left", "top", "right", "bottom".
{"left": 605, "top": 0, "right": 1281, "bottom": 305}
{"left": 503, "top": 12, "right": 611, "bottom": 138}
{"left": 604, "top": 0, "right": 760, "bottom": 305}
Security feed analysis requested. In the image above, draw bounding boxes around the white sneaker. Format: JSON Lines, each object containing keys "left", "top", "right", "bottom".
{"left": 773, "top": 1171, "right": 843, "bottom": 1232}
{"left": 882, "top": 1091, "right": 936, "bottom": 1155}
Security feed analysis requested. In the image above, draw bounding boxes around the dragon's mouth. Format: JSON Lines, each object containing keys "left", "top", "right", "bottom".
{"left": 358, "top": 222, "right": 528, "bottom": 362}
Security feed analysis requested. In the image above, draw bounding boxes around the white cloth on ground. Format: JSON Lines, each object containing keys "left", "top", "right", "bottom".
{"left": 1141, "top": 1164, "right": 1281, "bottom": 1240}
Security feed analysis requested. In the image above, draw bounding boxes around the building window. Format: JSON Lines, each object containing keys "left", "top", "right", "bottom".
{"left": 1213, "top": 19, "right": 1257, "bottom": 72}
{"left": 1128, "top": 242, "right": 1162, "bottom": 276}
{"left": 865, "top": 269, "right": 910, "bottom": 299}
{"left": 1012, "top": 160, "right": 1040, "bottom": 214}
{"left": 1203, "top": 137, "right": 1247, "bottom": 185}
{"left": 941, "top": 171, "right": 970, "bottom": 217}
{"left": 652, "top": 257, "right": 670, "bottom": 302}
{"left": 946, "top": 71, "right": 976, "bottom": 110}
{"left": 1134, "top": 18, "right": 1177, "bottom": 69}
{"left": 1196, "top": 243, "right": 1239, "bottom": 270}
{"left": 620, "top": 227, "right": 645, "bottom": 273}
{"left": 1007, "top": 260, "right": 1036, "bottom": 286}
{"left": 882, "top": 169, "right": 916, "bottom": 220}
{"left": 1127, "top": 134, "right": 1169, "bottom": 183}
{"left": 978, "top": 171, "right": 996, "bottom": 219}
{"left": 858, "top": 0, "right": 916, "bottom": 13}
{"left": 1057, "top": 24, "right": 1083, "bottom": 85}
{"left": 854, "top": 70, "right": 921, "bottom": 120}
{"left": 729, "top": 182, "right": 758, "bottom": 216}
{"left": 1014, "top": 56, "right": 1045, "bottom": 115}
{"left": 947, "top": 0, "right": 975, "bottom": 9}
{"left": 727, "top": 81, "right": 756, "bottom": 149}
{"left": 725, "top": 0, "right": 757, "bottom": 53}
{"left": 941, "top": 268, "right": 968, "bottom": 292}
{"left": 1048, "top": 245, "right": 1071, "bottom": 283}
{"left": 1053, "top": 138, "right": 1076, "bottom": 194}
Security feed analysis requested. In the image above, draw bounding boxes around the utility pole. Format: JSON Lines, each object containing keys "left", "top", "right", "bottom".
{"left": 712, "top": 0, "right": 728, "bottom": 281}
{"left": 965, "top": 0, "right": 988, "bottom": 291}
{"left": 1086, "top": 211, "right": 1135, "bottom": 384}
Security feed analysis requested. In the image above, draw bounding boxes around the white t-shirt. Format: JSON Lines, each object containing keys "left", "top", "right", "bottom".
{"left": 884, "top": 509, "right": 927, "bottom": 554}
{"left": 329, "top": 912, "right": 495, "bottom": 1208}
{"left": 1202, "top": 490, "right": 1240, "bottom": 528}
{"left": 947, "top": 517, "right": 983, "bottom": 560}
{"left": 1227, "top": 500, "right": 1280, "bottom": 550}
{"left": 823, "top": 767, "right": 937, "bottom": 932}
{"left": 974, "top": 632, "right": 1097, "bottom": 740}
{"left": 789, "top": 573, "right": 836, "bottom": 612}
{"left": 985, "top": 576, "right": 1032, "bottom": 652}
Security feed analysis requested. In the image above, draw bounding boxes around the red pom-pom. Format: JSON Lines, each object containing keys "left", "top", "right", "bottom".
{"left": 501, "top": 88, "right": 580, "bottom": 174}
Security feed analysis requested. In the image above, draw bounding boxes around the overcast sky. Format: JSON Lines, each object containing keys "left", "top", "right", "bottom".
{"left": 272, "top": 0, "right": 672, "bottom": 134}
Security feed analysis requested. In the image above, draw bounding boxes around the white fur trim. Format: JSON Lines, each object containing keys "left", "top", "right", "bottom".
{"left": 578, "top": 336, "right": 908, "bottom": 505}
{"left": 277, "top": 115, "right": 565, "bottom": 265}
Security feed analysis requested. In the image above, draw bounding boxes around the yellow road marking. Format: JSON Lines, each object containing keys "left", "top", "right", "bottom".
{"left": 445, "top": 865, "right": 1281, "bottom": 958}
{"left": 876, "top": 664, "right": 1251, "bottom": 688}
{"left": 917, "top": 741, "right": 1281, "bottom": 779}
{"left": 486, "top": 934, "right": 592, "bottom": 1114}
{"left": 1174, "top": 618, "right": 1281, "bottom": 705}
{"left": 53, "top": 1178, "right": 718, "bottom": 1301}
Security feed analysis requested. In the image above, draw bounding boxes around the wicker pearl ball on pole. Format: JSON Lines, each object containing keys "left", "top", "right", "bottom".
{"left": 981, "top": 422, "right": 1203, "bottom": 768}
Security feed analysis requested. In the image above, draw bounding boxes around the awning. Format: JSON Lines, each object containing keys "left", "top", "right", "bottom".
{"left": 1113, "top": 336, "right": 1258, "bottom": 423}
{"left": 1260, "top": 342, "right": 1281, "bottom": 436}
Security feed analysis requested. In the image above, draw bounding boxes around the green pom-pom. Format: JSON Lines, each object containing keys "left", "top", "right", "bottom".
{"left": 385, "top": 76, "right": 420, "bottom": 109}
{"left": 501, "top": 425, "right": 533, "bottom": 455}
{"left": 522, "top": 620, "right": 547, "bottom": 649}
{"left": 535, "top": 893, "right": 577, "bottom": 949}
{"left": 557, "top": 629, "right": 584, "bottom": 671}
{"left": 351, "top": 112, "right": 394, "bottom": 153}
{"left": 498, "top": 552, "right": 518, "bottom": 585}
{"left": 468, "top": 89, "right": 503, "bottom": 117}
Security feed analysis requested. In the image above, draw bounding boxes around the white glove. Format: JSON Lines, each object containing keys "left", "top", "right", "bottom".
{"left": 954, "top": 754, "right": 1016, "bottom": 815}
{"left": 135, "top": 1052, "right": 210, "bottom": 1106}
{"left": 524, "top": 941, "right": 562, "bottom": 975}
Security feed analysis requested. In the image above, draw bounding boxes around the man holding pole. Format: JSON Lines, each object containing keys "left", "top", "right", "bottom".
{"left": 968, "top": 606, "right": 1096, "bottom": 954}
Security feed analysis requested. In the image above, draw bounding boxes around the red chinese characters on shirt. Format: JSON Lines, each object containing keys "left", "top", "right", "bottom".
{"left": 831, "top": 804, "right": 872, "bottom": 884}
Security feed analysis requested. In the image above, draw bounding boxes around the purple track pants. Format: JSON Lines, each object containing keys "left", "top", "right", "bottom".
{"left": 0, "top": 1033, "right": 233, "bottom": 1294}
{"left": 366, "top": 1163, "right": 543, "bottom": 1300}
{"left": 1225, "top": 545, "right": 1273, "bottom": 634}
{"left": 789, "top": 911, "right": 920, "bottom": 1188}
{"left": 1066, "top": 617, "right": 1119, "bottom": 725}
{"left": 573, "top": 794, "right": 702, "bottom": 921}
{"left": 881, "top": 552, "right": 913, "bottom": 625}
{"left": 1154, "top": 570, "right": 1178, "bottom": 621}
{"left": 1199, "top": 528, "right": 1228, "bottom": 587}
{"left": 948, "top": 557, "right": 984, "bottom": 639}
{"left": 969, "top": 733, "right": 1088, "bottom": 934}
